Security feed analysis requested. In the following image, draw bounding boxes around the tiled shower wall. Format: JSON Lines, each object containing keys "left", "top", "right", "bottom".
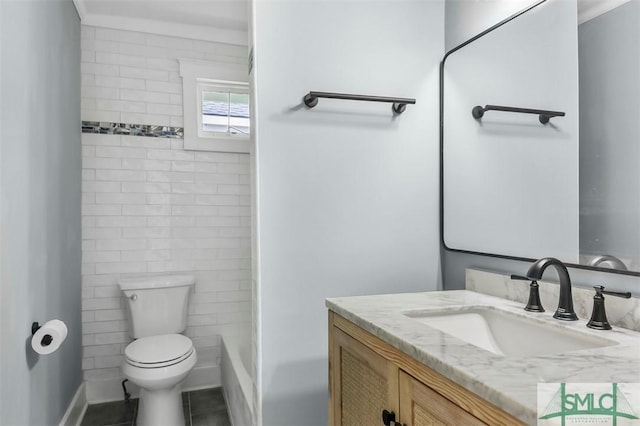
{"left": 80, "top": 26, "right": 251, "bottom": 401}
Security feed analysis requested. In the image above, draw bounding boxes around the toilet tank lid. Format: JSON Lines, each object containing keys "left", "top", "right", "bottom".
{"left": 118, "top": 274, "right": 195, "bottom": 291}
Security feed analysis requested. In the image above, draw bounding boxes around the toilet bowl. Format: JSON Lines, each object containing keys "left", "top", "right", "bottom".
{"left": 118, "top": 274, "right": 197, "bottom": 426}
{"left": 122, "top": 334, "right": 197, "bottom": 425}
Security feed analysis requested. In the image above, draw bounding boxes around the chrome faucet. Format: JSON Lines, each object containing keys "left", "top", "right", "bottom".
{"left": 526, "top": 257, "right": 578, "bottom": 321}
{"left": 588, "top": 254, "right": 628, "bottom": 270}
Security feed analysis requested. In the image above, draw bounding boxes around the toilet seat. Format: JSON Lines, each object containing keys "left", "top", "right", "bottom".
{"left": 125, "top": 334, "right": 194, "bottom": 369}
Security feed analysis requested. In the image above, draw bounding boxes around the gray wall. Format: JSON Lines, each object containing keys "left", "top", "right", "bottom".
{"left": 444, "top": 0, "right": 536, "bottom": 50}
{"left": 0, "top": 1, "right": 82, "bottom": 424}
{"left": 578, "top": 1, "right": 640, "bottom": 269}
{"left": 251, "top": 1, "right": 444, "bottom": 424}
{"left": 443, "top": 0, "right": 640, "bottom": 295}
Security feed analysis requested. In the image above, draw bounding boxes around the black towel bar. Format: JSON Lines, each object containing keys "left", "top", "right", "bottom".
{"left": 472, "top": 104, "right": 565, "bottom": 124}
{"left": 303, "top": 91, "right": 415, "bottom": 114}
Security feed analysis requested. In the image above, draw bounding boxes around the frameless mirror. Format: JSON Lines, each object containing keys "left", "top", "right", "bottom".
{"left": 442, "top": 0, "right": 639, "bottom": 275}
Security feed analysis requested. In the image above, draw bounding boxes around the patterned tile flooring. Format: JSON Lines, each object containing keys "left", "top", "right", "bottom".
{"left": 80, "top": 388, "right": 231, "bottom": 426}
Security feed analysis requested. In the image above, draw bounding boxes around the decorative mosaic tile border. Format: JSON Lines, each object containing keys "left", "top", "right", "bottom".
{"left": 81, "top": 121, "right": 184, "bottom": 138}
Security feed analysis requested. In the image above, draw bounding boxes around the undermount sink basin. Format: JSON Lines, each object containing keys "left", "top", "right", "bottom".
{"left": 404, "top": 307, "right": 617, "bottom": 357}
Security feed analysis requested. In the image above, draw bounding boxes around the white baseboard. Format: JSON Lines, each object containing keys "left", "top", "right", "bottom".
{"left": 59, "top": 383, "right": 87, "bottom": 426}
{"left": 86, "top": 365, "right": 220, "bottom": 403}
{"left": 86, "top": 377, "right": 139, "bottom": 404}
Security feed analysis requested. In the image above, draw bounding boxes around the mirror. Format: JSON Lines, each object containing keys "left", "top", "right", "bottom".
{"left": 442, "top": 0, "right": 639, "bottom": 275}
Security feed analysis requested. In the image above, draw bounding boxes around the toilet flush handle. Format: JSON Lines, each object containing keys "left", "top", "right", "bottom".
{"left": 130, "top": 294, "right": 137, "bottom": 301}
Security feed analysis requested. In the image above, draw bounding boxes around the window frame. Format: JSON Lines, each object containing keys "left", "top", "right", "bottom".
{"left": 179, "top": 59, "right": 250, "bottom": 153}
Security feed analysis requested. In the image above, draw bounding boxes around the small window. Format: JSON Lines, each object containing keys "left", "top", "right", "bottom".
{"left": 197, "top": 81, "right": 250, "bottom": 139}
{"left": 179, "top": 59, "right": 250, "bottom": 153}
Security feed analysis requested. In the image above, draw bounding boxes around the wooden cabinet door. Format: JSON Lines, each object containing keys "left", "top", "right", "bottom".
{"left": 399, "top": 371, "right": 487, "bottom": 426}
{"left": 330, "top": 326, "right": 399, "bottom": 426}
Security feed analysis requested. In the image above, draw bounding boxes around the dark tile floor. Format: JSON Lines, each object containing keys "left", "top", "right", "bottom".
{"left": 80, "top": 388, "right": 231, "bottom": 426}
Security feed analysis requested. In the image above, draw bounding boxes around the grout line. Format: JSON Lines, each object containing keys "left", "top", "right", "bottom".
{"left": 131, "top": 399, "right": 138, "bottom": 426}
{"left": 186, "top": 392, "right": 192, "bottom": 426}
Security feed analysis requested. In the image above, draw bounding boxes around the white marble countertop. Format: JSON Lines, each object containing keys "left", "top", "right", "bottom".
{"left": 326, "top": 290, "right": 640, "bottom": 425}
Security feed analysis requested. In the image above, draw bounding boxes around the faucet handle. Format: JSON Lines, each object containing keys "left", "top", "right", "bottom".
{"left": 587, "top": 286, "right": 632, "bottom": 330}
{"left": 510, "top": 274, "right": 537, "bottom": 281}
{"left": 511, "top": 275, "right": 545, "bottom": 312}
{"left": 596, "top": 286, "right": 631, "bottom": 299}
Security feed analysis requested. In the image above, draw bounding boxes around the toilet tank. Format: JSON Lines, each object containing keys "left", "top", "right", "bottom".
{"left": 118, "top": 274, "right": 195, "bottom": 339}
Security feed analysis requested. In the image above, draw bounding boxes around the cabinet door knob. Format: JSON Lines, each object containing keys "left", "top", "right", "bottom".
{"left": 382, "top": 409, "right": 396, "bottom": 426}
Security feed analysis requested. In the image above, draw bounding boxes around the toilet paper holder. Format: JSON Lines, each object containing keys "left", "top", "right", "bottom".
{"left": 31, "top": 322, "right": 53, "bottom": 346}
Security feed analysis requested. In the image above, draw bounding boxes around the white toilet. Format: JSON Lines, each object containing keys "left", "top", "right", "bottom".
{"left": 119, "top": 274, "right": 197, "bottom": 426}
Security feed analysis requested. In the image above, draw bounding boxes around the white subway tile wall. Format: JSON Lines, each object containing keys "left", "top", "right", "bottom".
{"left": 81, "top": 26, "right": 250, "bottom": 392}
{"left": 81, "top": 26, "right": 246, "bottom": 125}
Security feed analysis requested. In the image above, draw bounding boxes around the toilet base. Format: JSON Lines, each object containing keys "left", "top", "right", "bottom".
{"left": 137, "top": 384, "right": 184, "bottom": 426}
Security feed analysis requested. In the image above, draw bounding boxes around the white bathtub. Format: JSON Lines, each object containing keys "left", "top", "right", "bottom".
{"left": 222, "top": 335, "right": 253, "bottom": 426}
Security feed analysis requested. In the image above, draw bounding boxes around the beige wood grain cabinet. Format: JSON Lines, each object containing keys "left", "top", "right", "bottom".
{"left": 328, "top": 312, "right": 526, "bottom": 426}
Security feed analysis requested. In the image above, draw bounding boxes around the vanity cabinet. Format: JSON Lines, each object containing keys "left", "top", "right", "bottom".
{"left": 328, "top": 312, "right": 525, "bottom": 426}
